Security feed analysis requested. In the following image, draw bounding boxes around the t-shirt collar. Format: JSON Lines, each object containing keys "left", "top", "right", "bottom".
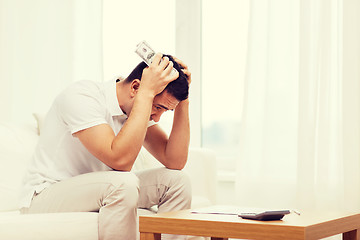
{"left": 104, "top": 79, "right": 126, "bottom": 117}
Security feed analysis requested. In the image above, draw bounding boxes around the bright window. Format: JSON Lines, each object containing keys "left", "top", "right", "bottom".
{"left": 201, "top": 0, "right": 249, "bottom": 172}
{"left": 102, "top": 0, "right": 176, "bottom": 81}
{"left": 102, "top": 0, "right": 176, "bottom": 133}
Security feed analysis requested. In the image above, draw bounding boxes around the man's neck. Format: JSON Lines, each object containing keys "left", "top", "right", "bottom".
{"left": 116, "top": 79, "right": 128, "bottom": 115}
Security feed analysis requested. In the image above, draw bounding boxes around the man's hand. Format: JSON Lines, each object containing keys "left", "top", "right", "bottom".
{"left": 139, "top": 53, "right": 179, "bottom": 98}
{"left": 143, "top": 56, "right": 191, "bottom": 170}
{"left": 173, "top": 56, "right": 192, "bottom": 85}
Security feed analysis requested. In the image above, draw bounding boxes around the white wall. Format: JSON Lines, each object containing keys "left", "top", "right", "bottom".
{"left": 102, "top": 0, "right": 176, "bottom": 81}
{"left": 175, "top": 0, "right": 202, "bottom": 147}
{"left": 0, "top": 0, "right": 102, "bottom": 123}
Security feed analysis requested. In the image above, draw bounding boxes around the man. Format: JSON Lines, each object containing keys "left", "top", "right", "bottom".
{"left": 19, "top": 53, "right": 192, "bottom": 240}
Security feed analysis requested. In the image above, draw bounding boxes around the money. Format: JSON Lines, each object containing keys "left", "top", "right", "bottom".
{"left": 135, "top": 41, "right": 178, "bottom": 76}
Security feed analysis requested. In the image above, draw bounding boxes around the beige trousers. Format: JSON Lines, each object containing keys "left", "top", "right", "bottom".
{"left": 22, "top": 167, "right": 192, "bottom": 240}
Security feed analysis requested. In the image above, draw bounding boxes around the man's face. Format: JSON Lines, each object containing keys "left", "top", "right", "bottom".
{"left": 150, "top": 90, "right": 179, "bottom": 122}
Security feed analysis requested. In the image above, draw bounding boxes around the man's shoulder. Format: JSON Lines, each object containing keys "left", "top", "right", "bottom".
{"left": 57, "top": 80, "right": 102, "bottom": 100}
{"left": 52, "top": 80, "right": 108, "bottom": 130}
{"left": 54, "top": 80, "right": 106, "bottom": 112}
{"left": 66, "top": 80, "right": 102, "bottom": 94}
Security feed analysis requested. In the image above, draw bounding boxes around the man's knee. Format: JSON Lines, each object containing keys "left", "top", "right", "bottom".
{"left": 155, "top": 168, "right": 192, "bottom": 211}
{"left": 167, "top": 169, "right": 191, "bottom": 187}
{"left": 163, "top": 169, "right": 192, "bottom": 199}
{"left": 103, "top": 171, "right": 140, "bottom": 208}
{"left": 107, "top": 171, "right": 139, "bottom": 188}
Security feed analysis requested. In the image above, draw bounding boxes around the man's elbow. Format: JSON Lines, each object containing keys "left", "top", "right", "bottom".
{"left": 107, "top": 155, "right": 135, "bottom": 172}
{"left": 164, "top": 158, "right": 187, "bottom": 170}
{"left": 166, "top": 165, "right": 184, "bottom": 170}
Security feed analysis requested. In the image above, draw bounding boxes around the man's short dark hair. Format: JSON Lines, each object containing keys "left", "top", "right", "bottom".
{"left": 124, "top": 54, "right": 189, "bottom": 101}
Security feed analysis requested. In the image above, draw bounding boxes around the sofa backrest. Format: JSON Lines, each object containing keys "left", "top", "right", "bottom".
{"left": 0, "top": 122, "right": 38, "bottom": 211}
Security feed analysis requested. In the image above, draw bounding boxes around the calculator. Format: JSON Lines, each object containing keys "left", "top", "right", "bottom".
{"left": 238, "top": 210, "right": 290, "bottom": 221}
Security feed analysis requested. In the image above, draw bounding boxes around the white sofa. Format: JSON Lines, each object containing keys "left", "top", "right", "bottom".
{"left": 0, "top": 118, "right": 217, "bottom": 240}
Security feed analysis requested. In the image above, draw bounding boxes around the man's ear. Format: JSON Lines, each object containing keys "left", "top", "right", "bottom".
{"left": 129, "top": 79, "right": 141, "bottom": 97}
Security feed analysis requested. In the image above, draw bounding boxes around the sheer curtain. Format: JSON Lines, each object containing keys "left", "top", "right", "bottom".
{"left": 236, "top": 0, "right": 360, "bottom": 212}
{"left": 0, "top": 0, "right": 103, "bottom": 123}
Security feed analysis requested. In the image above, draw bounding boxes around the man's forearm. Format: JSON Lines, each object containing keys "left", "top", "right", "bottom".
{"left": 74, "top": 89, "right": 154, "bottom": 172}
{"left": 165, "top": 99, "right": 190, "bottom": 169}
{"left": 111, "top": 90, "right": 153, "bottom": 170}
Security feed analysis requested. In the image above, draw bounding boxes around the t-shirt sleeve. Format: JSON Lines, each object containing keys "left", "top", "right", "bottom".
{"left": 147, "top": 120, "right": 157, "bottom": 128}
{"left": 56, "top": 87, "right": 107, "bottom": 135}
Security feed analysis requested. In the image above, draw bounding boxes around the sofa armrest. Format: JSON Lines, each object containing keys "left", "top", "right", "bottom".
{"left": 184, "top": 148, "right": 217, "bottom": 205}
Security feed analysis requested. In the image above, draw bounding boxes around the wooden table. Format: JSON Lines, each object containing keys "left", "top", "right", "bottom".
{"left": 139, "top": 208, "right": 360, "bottom": 240}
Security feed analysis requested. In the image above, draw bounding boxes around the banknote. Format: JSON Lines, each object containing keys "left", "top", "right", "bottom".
{"left": 135, "top": 41, "right": 178, "bottom": 76}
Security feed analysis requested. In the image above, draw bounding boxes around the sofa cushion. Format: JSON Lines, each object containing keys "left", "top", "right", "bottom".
{"left": 0, "top": 211, "right": 98, "bottom": 240}
{"left": 0, "top": 122, "right": 38, "bottom": 211}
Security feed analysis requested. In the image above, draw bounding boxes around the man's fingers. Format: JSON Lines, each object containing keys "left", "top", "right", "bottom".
{"left": 163, "top": 61, "right": 179, "bottom": 81}
{"left": 170, "top": 69, "right": 179, "bottom": 81}
{"left": 173, "top": 56, "right": 191, "bottom": 84}
{"left": 173, "top": 56, "right": 188, "bottom": 70}
{"left": 151, "top": 53, "right": 163, "bottom": 66}
{"left": 159, "top": 56, "right": 170, "bottom": 70}
{"left": 181, "top": 68, "right": 191, "bottom": 77}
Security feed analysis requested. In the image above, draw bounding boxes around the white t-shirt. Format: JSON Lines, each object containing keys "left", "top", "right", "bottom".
{"left": 19, "top": 79, "right": 155, "bottom": 208}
